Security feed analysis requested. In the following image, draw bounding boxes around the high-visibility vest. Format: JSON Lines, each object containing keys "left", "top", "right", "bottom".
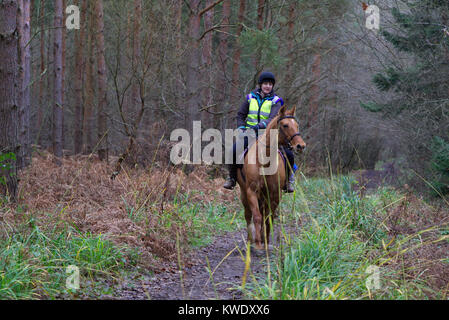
{"left": 245, "top": 92, "right": 282, "bottom": 128}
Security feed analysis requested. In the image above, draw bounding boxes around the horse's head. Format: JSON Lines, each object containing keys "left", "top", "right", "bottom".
{"left": 277, "top": 105, "right": 307, "bottom": 153}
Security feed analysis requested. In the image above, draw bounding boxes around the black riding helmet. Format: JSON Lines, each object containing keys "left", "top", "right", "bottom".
{"left": 258, "top": 71, "right": 276, "bottom": 86}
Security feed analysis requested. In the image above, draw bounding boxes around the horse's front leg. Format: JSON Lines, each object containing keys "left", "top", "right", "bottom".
{"left": 241, "top": 190, "right": 254, "bottom": 243}
{"left": 246, "top": 188, "right": 263, "bottom": 251}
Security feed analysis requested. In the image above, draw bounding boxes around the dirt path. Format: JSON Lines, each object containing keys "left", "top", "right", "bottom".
{"left": 115, "top": 229, "right": 278, "bottom": 300}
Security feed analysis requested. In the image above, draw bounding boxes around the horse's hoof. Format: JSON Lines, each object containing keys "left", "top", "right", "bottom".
{"left": 250, "top": 244, "right": 265, "bottom": 257}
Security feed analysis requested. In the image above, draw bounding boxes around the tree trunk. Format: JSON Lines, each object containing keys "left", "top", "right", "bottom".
{"left": 185, "top": 0, "right": 201, "bottom": 135}
{"left": 174, "top": 0, "right": 182, "bottom": 52}
{"left": 53, "top": 0, "right": 64, "bottom": 160}
{"left": 131, "top": 0, "right": 142, "bottom": 129}
{"left": 201, "top": 0, "right": 214, "bottom": 128}
{"left": 61, "top": 0, "right": 66, "bottom": 150}
{"left": 231, "top": 0, "right": 246, "bottom": 105}
{"left": 255, "top": 0, "right": 265, "bottom": 70}
{"left": 95, "top": 0, "right": 108, "bottom": 161}
{"left": 83, "top": 1, "right": 95, "bottom": 154}
{"left": 307, "top": 39, "right": 321, "bottom": 133}
{"left": 216, "top": 0, "right": 230, "bottom": 127}
{"left": 37, "top": 0, "right": 45, "bottom": 146}
{"left": 17, "top": 0, "right": 31, "bottom": 169}
{"left": 74, "top": 0, "right": 87, "bottom": 154}
{"left": 284, "top": 2, "right": 296, "bottom": 102}
{"left": 0, "top": 0, "right": 19, "bottom": 200}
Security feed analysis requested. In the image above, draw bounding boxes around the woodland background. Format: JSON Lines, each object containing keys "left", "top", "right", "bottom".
{"left": 1, "top": 0, "right": 448, "bottom": 199}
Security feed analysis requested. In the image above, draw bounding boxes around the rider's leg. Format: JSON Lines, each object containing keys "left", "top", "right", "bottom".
{"left": 224, "top": 133, "right": 249, "bottom": 190}
{"left": 223, "top": 142, "right": 238, "bottom": 189}
{"left": 283, "top": 146, "right": 295, "bottom": 193}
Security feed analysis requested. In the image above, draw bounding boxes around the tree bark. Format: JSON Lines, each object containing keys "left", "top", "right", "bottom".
{"left": 37, "top": 0, "right": 45, "bottom": 146}
{"left": 231, "top": 0, "right": 246, "bottom": 104}
{"left": 83, "top": 1, "right": 95, "bottom": 154}
{"left": 255, "top": 0, "right": 265, "bottom": 70}
{"left": 185, "top": 0, "right": 201, "bottom": 135}
{"left": 74, "top": 0, "right": 87, "bottom": 154}
{"left": 201, "top": 0, "right": 214, "bottom": 128}
{"left": 0, "top": 0, "right": 19, "bottom": 200}
{"left": 307, "top": 39, "right": 321, "bottom": 133}
{"left": 95, "top": 0, "right": 108, "bottom": 161}
{"left": 17, "top": 0, "right": 31, "bottom": 169}
{"left": 216, "top": 0, "right": 230, "bottom": 126}
{"left": 53, "top": 0, "right": 64, "bottom": 160}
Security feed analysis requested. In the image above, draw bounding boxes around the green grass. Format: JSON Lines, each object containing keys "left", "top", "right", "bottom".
{"left": 150, "top": 191, "right": 245, "bottom": 247}
{"left": 0, "top": 218, "right": 137, "bottom": 299}
{"left": 246, "top": 174, "right": 435, "bottom": 299}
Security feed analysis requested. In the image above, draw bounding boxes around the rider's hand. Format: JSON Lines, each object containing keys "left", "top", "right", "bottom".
{"left": 250, "top": 124, "right": 260, "bottom": 132}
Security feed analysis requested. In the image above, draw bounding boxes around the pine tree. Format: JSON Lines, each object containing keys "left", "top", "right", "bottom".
{"left": 364, "top": 0, "right": 449, "bottom": 194}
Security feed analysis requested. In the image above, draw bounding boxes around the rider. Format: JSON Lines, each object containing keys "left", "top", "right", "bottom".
{"left": 223, "top": 71, "right": 296, "bottom": 192}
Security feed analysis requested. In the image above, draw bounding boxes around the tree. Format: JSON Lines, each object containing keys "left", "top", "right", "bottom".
{"left": 17, "top": 0, "right": 31, "bottom": 169}
{"left": 0, "top": 0, "right": 19, "bottom": 200}
{"left": 364, "top": 0, "right": 449, "bottom": 193}
{"left": 53, "top": 0, "right": 64, "bottom": 160}
{"left": 230, "top": 0, "right": 246, "bottom": 105}
{"left": 83, "top": 1, "right": 95, "bottom": 154}
{"left": 95, "top": 0, "right": 108, "bottom": 161}
{"left": 74, "top": 0, "right": 87, "bottom": 154}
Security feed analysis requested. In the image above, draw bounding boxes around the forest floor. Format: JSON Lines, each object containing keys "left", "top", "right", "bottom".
{"left": 1, "top": 151, "right": 448, "bottom": 299}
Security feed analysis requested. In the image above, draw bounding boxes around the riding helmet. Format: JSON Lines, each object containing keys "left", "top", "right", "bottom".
{"left": 258, "top": 71, "right": 276, "bottom": 85}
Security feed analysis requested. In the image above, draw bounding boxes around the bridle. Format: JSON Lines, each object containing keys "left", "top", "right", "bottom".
{"left": 277, "top": 115, "right": 302, "bottom": 148}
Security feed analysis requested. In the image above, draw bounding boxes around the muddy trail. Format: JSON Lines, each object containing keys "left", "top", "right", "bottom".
{"left": 115, "top": 227, "right": 295, "bottom": 300}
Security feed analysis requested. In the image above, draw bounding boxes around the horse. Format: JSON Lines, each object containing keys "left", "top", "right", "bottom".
{"left": 236, "top": 105, "right": 306, "bottom": 251}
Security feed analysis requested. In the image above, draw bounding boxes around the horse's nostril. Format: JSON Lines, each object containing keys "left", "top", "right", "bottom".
{"left": 296, "top": 145, "right": 302, "bottom": 150}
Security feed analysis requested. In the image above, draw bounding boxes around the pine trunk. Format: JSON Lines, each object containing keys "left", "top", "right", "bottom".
{"left": 231, "top": 0, "right": 245, "bottom": 104}
{"left": 255, "top": 0, "right": 265, "bottom": 70}
{"left": 185, "top": 0, "right": 201, "bottom": 135}
{"left": 201, "top": 0, "right": 214, "bottom": 128}
{"left": 74, "top": 0, "right": 87, "bottom": 154}
{"left": 17, "top": 0, "right": 31, "bottom": 168}
{"left": 95, "top": 0, "right": 108, "bottom": 161}
{"left": 0, "top": 0, "right": 19, "bottom": 200}
{"left": 83, "top": 2, "right": 95, "bottom": 154}
{"left": 53, "top": 0, "right": 64, "bottom": 160}
{"left": 37, "top": 0, "right": 45, "bottom": 146}
{"left": 216, "top": 0, "right": 230, "bottom": 127}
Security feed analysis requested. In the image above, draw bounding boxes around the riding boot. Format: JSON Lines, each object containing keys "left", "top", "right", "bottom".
{"left": 286, "top": 172, "right": 295, "bottom": 193}
{"left": 223, "top": 164, "right": 237, "bottom": 190}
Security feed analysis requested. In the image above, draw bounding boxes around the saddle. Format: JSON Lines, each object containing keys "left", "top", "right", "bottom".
{"left": 237, "top": 147, "right": 287, "bottom": 183}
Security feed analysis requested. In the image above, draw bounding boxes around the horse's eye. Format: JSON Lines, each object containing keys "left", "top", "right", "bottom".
{"left": 283, "top": 124, "right": 288, "bottom": 128}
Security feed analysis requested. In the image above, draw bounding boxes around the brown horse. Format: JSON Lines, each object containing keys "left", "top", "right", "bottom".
{"left": 236, "top": 105, "right": 306, "bottom": 251}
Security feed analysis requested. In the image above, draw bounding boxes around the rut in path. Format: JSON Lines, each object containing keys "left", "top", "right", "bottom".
{"left": 116, "top": 229, "right": 284, "bottom": 300}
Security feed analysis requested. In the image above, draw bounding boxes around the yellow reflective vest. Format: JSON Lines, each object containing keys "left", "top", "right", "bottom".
{"left": 245, "top": 92, "right": 283, "bottom": 128}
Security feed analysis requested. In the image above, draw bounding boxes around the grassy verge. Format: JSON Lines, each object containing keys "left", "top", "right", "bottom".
{"left": 0, "top": 216, "right": 139, "bottom": 299}
{"left": 245, "top": 174, "right": 446, "bottom": 299}
{"left": 0, "top": 189, "right": 243, "bottom": 299}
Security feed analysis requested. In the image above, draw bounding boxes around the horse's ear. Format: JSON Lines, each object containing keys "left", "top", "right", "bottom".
{"left": 278, "top": 105, "right": 286, "bottom": 117}
{"left": 290, "top": 105, "right": 296, "bottom": 115}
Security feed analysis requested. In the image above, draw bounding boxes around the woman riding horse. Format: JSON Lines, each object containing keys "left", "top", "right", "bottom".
{"left": 238, "top": 105, "right": 306, "bottom": 250}
{"left": 223, "top": 71, "right": 296, "bottom": 192}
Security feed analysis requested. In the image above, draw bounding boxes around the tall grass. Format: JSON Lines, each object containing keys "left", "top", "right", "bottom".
{"left": 0, "top": 218, "right": 135, "bottom": 299}
{"left": 246, "top": 174, "right": 435, "bottom": 299}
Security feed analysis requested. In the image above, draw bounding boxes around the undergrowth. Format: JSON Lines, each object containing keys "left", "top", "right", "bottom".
{"left": 245, "top": 174, "right": 448, "bottom": 300}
